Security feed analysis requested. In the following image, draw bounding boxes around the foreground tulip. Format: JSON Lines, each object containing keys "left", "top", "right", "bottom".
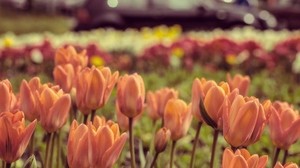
{"left": 274, "top": 162, "right": 299, "bottom": 168}
{"left": 227, "top": 73, "right": 250, "bottom": 96}
{"left": 146, "top": 88, "right": 178, "bottom": 122}
{"left": 76, "top": 66, "right": 119, "bottom": 118}
{"left": 164, "top": 99, "right": 192, "bottom": 168}
{"left": 222, "top": 148, "right": 268, "bottom": 168}
{"left": 67, "top": 117, "right": 127, "bottom": 168}
{"left": 116, "top": 73, "right": 145, "bottom": 168}
{"left": 0, "top": 111, "right": 37, "bottom": 163}
{"left": 0, "top": 79, "right": 18, "bottom": 113}
{"left": 223, "top": 95, "right": 267, "bottom": 148}
{"left": 267, "top": 101, "right": 300, "bottom": 150}
{"left": 19, "top": 77, "right": 43, "bottom": 121}
{"left": 37, "top": 86, "right": 71, "bottom": 133}
{"left": 55, "top": 45, "right": 88, "bottom": 67}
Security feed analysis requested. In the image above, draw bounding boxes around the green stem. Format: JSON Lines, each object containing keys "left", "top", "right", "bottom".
{"left": 282, "top": 149, "right": 288, "bottom": 165}
{"left": 190, "top": 122, "right": 202, "bottom": 168}
{"left": 56, "top": 130, "right": 61, "bottom": 168}
{"left": 272, "top": 147, "right": 281, "bottom": 167}
{"left": 170, "top": 140, "right": 177, "bottom": 168}
{"left": 83, "top": 114, "right": 89, "bottom": 124}
{"left": 210, "top": 130, "right": 219, "bottom": 168}
{"left": 44, "top": 133, "right": 52, "bottom": 168}
{"left": 129, "top": 117, "right": 136, "bottom": 168}
{"left": 49, "top": 133, "right": 56, "bottom": 168}
{"left": 91, "top": 109, "right": 96, "bottom": 122}
{"left": 150, "top": 152, "right": 159, "bottom": 168}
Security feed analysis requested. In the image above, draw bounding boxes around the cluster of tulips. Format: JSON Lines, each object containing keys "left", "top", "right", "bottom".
{"left": 1, "top": 45, "right": 300, "bottom": 168}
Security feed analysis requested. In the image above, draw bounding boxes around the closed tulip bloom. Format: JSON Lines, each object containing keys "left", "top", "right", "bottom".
{"left": 53, "top": 64, "right": 79, "bottom": 93}
{"left": 155, "top": 127, "right": 171, "bottom": 153}
{"left": 76, "top": 66, "right": 119, "bottom": 114}
{"left": 0, "top": 79, "right": 17, "bottom": 113}
{"left": 115, "top": 104, "right": 142, "bottom": 131}
{"left": 0, "top": 111, "right": 37, "bottom": 163}
{"left": 37, "top": 86, "right": 71, "bottom": 133}
{"left": 146, "top": 88, "right": 178, "bottom": 120}
{"left": 67, "top": 117, "right": 127, "bottom": 168}
{"left": 222, "top": 148, "right": 268, "bottom": 168}
{"left": 223, "top": 95, "right": 267, "bottom": 147}
{"left": 19, "top": 77, "right": 43, "bottom": 121}
{"left": 227, "top": 73, "right": 250, "bottom": 96}
{"left": 203, "top": 81, "right": 231, "bottom": 129}
{"left": 164, "top": 99, "right": 192, "bottom": 140}
{"left": 267, "top": 101, "right": 300, "bottom": 150}
{"left": 274, "top": 162, "right": 299, "bottom": 168}
{"left": 55, "top": 45, "right": 88, "bottom": 67}
{"left": 191, "top": 78, "right": 218, "bottom": 122}
{"left": 117, "top": 73, "right": 145, "bottom": 118}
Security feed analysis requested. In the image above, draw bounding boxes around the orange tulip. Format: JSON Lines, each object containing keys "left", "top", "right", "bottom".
{"left": 146, "top": 88, "right": 178, "bottom": 121}
{"left": 19, "top": 77, "right": 43, "bottom": 121}
{"left": 76, "top": 66, "right": 119, "bottom": 114}
{"left": 53, "top": 64, "right": 80, "bottom": 93}
{"left": 227, "top": 73, "right": 250, "bottom": 96}
{"left": 164, "top": 99, "right": 192, "bottom": 140}
{"left": 67, "top": 117, "right": 127, "bottom": 168}
{"left": 115, "top": 104, "right": 142, "bottom": 131}
{"left": 0, "top": 79, "right": 18, "bottom": 113}
{"left": 116, "top": 73, "right": 145, "bottom": 118}
{"left": 223, "top": 95, "right": 267, "bottom": 147}
{"left": 55, "top": 45, "right": 88, "bottom": 68}
{"left": 155, "top": 127, "right": 171, "bottom": 153}
{"left": 37, "top": 86, "right": 71, "bottom": 133}
{"left": 222, "top": 148, "right": 268, "bottom": 168}
{"left": 266, "top": 101, "right": 300, "bottom": 150}
{"left": 274, "top": 162, "right": 299, "bottom": 168}
{"left": 0, "top": 111, "right": 37, "bottom": 163}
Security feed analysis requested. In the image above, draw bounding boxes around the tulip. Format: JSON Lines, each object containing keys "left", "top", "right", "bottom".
{"left": 267, "top": 101, "right": 300, "bottom": 150}
{"left": 0, "top": 79, "right": 17, "bottom": 113}
{"left": 67, "top": 117, "right": 127, "bottom": 168}
{"left": 150, "top": 127, "right": 171, "bottom": 168}
{"left": 223, "top": 95, "right": 267, "bottom": 148}
{"left": 116, "top": 73, "right": 145, "bottom": 118}
{"left": 164, "top": 99, "right": 192, "bottom": 141}
{"left": 76, "top": 66, "right": 119, "bottom": 115}
{"left": 53, "top": 64, "right": 79, "bottom": 93}
{"left": 274, "top": 162, "right": 299, "bottom": 168}
{"left": 115, "top": 104, "right": 142, "bottom": 131}
{"left": 227, "top": 73, "right": 250, "bottom": 96}
{"left": 55, "top": 45, "right": 88, "bottom": 68}
{"left": 222, "top": 148, "right": 268, "bottom": 168}
{"left": 19, "top": 77, "right": 43, "bottom": 121}
{"left": 146, "top": 87, "right": 178, "bottom": 121}
{"left": 164, "top": 99, "right": 192, "bottom": 168}
{"left": 154, "top": 127, "right": 171, "bottom": 153}
{"left": 37, "top": 86, "right": 71, "bottom": 133}
{"left": 0, "top": 111, "right": 37, "bottom": 163}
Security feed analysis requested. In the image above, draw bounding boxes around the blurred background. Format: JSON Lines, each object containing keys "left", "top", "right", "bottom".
{"left": 0, "top": 0, "right": 300, "bottom": 34}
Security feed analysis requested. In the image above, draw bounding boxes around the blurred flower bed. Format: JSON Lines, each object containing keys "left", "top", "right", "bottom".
{"left": 1, "top": 26, "right": 300, "bottom": 76}
{"left": 0, "top": 26, "right": 300, "bottom": 168}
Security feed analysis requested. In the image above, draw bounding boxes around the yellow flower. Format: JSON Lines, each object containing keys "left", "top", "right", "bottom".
{"left": 3, "top": 37, "right": 13, "bottom": 48}
{"left": 90, "top": 56, "right": 105, "bottom": 67}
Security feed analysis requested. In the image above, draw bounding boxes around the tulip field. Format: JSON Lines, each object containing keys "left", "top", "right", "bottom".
{"left": 0, "top": 27, "right": 300, "bottom": 168}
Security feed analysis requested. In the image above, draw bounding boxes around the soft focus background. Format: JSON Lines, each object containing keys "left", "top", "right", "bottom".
{"left": 0, "top": 0, "right": 300, "bottom": 167}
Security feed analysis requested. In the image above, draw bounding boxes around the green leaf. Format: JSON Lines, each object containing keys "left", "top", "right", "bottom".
{"left": 22, "top": 155, "right": 37, "bottom": 168}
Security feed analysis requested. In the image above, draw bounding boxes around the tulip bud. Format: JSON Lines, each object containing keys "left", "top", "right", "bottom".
{"left": 0, "top": 111, "right": 37, "bottom": 163}
{"left": 222, "top": 148, "right": 268, "bottom": 168}
{"left": 53, "top": 64, "right": 78, "bottom": 93}
{"left": 0, "top": 79, "right": 17, "bottom": 113}
{"left": 154, "top": 127, "right": 170, "bottom": 153}
{"left": 116, "top": 73, "right": 145, "bottom": 118}
{"left": 55, "top": 45, "right": 88, "bottom": 68}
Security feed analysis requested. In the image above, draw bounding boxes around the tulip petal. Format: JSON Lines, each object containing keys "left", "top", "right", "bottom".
{"left": 101, "top": 133, "right": 128, "bottom": 168}
{"left": 0, "top": 83, "right": 10, "bottom": 112}
{"left": 229, "top": 155, "right": 248, "bottom": 168}
{"left": 19, "top": 80, "right": 37, "bottom": 121}
{"left": 204, "top": 86, "right": 225, "bottom": 122}
{"left": 86, "top": 68, "right": 105, "bottom": 109}
{"left": 257, "top": 155, "right": 268, "bottom": 168}
{"left": 222, "top": 148, "right": 235, "bottom": 167}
